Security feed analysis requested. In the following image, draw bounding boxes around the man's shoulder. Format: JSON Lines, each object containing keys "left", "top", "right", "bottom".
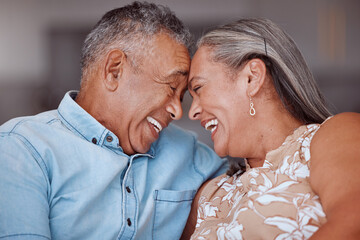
{"left": 0, "top": 110, "right": 59, "bottom": 135}
{"left": 152, "top": 123, "right": 227, "bottom": 179}
{"left": 152, "top": 123, "right": 205, "bottom": 156}
{"left": 155, "top": 123, "right": 201, "bottom": 149}
{"left": 156, "top": 123, "right": 225, "bottom": 161}
{"left": 160, "top": 123, "right": 197, "bottom": 140}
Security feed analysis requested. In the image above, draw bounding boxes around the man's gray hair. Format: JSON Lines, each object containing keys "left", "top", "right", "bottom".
{"left": 80, "top": 1, "right": 191, "bottom": 80}
{"left": 198, "top": 18, "right": 331, "bottom": 124}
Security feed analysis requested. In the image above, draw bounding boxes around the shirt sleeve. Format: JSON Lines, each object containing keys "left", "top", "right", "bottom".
{"left": 0, "top": 134, "right": 51, "bottom": 239}
{"left": 192, "top": 139, "right": 229, "bottom": 181}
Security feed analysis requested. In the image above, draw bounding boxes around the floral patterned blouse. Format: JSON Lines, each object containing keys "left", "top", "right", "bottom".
{"left": 191, "top": 124, "right": 327, "bottom": 240}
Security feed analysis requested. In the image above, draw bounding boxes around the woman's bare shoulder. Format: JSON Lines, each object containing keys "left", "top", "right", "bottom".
{"left": 322, "top": 112, "right": 359, "bottom": 128}
{"left": 310, "top": 112, "right": 360, "bottom": 208}
{"left": 311, "top": 112, "right": 360, "bottom": 146}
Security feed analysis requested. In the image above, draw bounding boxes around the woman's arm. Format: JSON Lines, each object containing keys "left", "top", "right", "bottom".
{"left": 181, "top": 180, "right": 210, "bottom": 240}
{"left": 309, "top": 112, "right": 360, "bottom": 239}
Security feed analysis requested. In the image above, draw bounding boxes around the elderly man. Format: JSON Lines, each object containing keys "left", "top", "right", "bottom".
{"left": 0, "top": 2, "right": 227, "bottom": 240}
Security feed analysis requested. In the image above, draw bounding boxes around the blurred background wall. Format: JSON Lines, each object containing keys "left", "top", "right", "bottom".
{"left": 0, "top": 0, "right": 359, "bottom": 147}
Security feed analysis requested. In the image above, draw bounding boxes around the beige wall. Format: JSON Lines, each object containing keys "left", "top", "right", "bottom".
{"left": 1, "top": 0, "right": 359, "bottom": 146}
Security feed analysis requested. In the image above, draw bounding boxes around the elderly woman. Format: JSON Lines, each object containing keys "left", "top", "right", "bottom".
{"left": 182, "top": 19, "right": 360, "bottom": 239}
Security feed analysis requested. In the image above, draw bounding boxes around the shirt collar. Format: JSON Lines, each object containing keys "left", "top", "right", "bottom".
{"left": 57, "top": 91, "right": 155, "bottom": 157}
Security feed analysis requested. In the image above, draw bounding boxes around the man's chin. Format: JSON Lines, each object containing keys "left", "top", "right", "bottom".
{"left": 127, "top": 130, "right": 159, "bottom": 155}
{"left": 131, "top": 141, "right": 153, "bottom": 155}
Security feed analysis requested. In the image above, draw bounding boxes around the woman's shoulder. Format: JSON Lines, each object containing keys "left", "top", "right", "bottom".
{"left": 310, "top": 112, "right": 360, "bottom": 187}
{"left": 324, "top": 112, "right": 360, "bottom": 126}
{"left": 313, "top": 112, "right": 360, "bottom": 142}
{"left": 309, "top": 113, "right": 360, "bottom": 231}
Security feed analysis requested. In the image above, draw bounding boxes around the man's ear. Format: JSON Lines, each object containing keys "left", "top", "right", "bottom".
{"left": 244, "top": 58, "right": 267, "bottom": 97}
{"left": 103, "top": 49, "right": 126, "bottom": 91}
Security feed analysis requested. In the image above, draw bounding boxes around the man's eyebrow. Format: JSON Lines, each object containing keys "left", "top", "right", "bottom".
{"left": 169, "top": 70, "right": 188, "bottom": 77}
{"left": 162, "top": 70, "right": 189, "bottom": 83}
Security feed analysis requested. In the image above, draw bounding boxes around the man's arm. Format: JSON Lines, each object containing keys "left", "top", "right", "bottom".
{"left": 309, "top": 113, "right": 360, "bottom": 239}
{"left": 0, "top": 134, "right": 51, "bottom": 239}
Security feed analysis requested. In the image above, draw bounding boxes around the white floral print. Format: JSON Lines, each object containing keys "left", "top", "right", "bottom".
{"left": 191, "top": 124, "right": 327, "bottom": 240}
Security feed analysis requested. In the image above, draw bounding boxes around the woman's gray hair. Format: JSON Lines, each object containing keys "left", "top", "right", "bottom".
{"left": 80, "top": 1, "right": 191, "bottom": 80}
{"left": 198, "top": 18, "right": 332, "bottom": 124}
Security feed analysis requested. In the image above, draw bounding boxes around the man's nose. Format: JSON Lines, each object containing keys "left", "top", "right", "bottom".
{"left": 188, "top": 97, "right": 201, "bottom": 120}
{"left": 166, "top": 97, "right": 183, "bottom": 120}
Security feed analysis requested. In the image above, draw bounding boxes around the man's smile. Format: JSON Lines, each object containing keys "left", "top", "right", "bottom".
{"left": 147, "top": 116, "right": 163, "bottom": 134}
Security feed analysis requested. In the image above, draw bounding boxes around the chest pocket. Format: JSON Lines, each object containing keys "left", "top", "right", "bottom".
{"left": 152, "top": 189, "right": 196, "bottom": 240}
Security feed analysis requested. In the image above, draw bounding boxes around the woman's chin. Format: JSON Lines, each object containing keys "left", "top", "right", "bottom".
{"left": 214, "top": 144, "right": 227, "bottom": 157}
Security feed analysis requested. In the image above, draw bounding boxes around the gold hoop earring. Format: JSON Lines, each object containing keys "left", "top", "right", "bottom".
{"left": 249, "top": 96, "right": 256, "bottom": 116}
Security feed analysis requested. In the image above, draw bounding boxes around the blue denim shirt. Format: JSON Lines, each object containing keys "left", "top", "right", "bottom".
{"left": 0, "top": 91, "right": 227, "bottom": 240}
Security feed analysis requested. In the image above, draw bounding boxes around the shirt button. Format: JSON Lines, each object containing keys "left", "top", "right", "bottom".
{"left": 106, "top": 135, "right": 113, "bottom": 142}
{"left": 126, "top": 186, "right": 131, "bottom": 193}
{"left": 127, "top": 218, "right": 132, "bottom": 226}
{"left": 92, "top": 138, "right": 97, "bottom": 144}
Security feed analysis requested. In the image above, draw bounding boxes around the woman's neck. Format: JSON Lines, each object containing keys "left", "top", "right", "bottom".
{"left": 246, "top": 107, "right": 303, "bottom": 168}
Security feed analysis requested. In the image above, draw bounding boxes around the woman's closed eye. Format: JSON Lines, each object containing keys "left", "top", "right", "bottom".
{"left": 193, "top": 85, "right": 202, "bottom": 93}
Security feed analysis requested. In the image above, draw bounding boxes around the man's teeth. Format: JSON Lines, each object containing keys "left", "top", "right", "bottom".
{"left": 146, "top": 116, "right": 163, "bottom": 133}
{"left": 205, "top": 119, "right": 218, "bottom": 133}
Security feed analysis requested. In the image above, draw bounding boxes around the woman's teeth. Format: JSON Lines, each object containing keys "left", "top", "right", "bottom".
{"left": 210, "top": 126, "right": 217, "bottom": 133}
{"left": 205, "top": 119, "right": 218, "bottom": 133}
{"left": 147, "top": 116, "right": 162, "bottom": 133}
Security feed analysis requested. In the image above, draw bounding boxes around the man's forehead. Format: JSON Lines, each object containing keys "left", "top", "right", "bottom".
{"left": 137, "top": 33, "right": 190, "bottom": 82}
{"left": 152, "top": 56, "right": 189, "bottom": 83}
{"left": 161, "top": 49, "right": 190, "bottom": 80}
{"left": 153, "top": 69, "right": 188, "bottom": 84}
{"left": 167, "top": 69, "right": 189, "bottom": 79}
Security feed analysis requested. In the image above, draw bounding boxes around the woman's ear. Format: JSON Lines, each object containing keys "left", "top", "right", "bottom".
{"left": 103, "top": 49, "right": 126, "bottom": 91}
{"left": 244, "top": 58, "right": 267, "bottom": 97}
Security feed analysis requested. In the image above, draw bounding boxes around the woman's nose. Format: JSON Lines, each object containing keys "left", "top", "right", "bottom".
{"left": 188, "top": 97, "right": 202, "bottom": 120}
